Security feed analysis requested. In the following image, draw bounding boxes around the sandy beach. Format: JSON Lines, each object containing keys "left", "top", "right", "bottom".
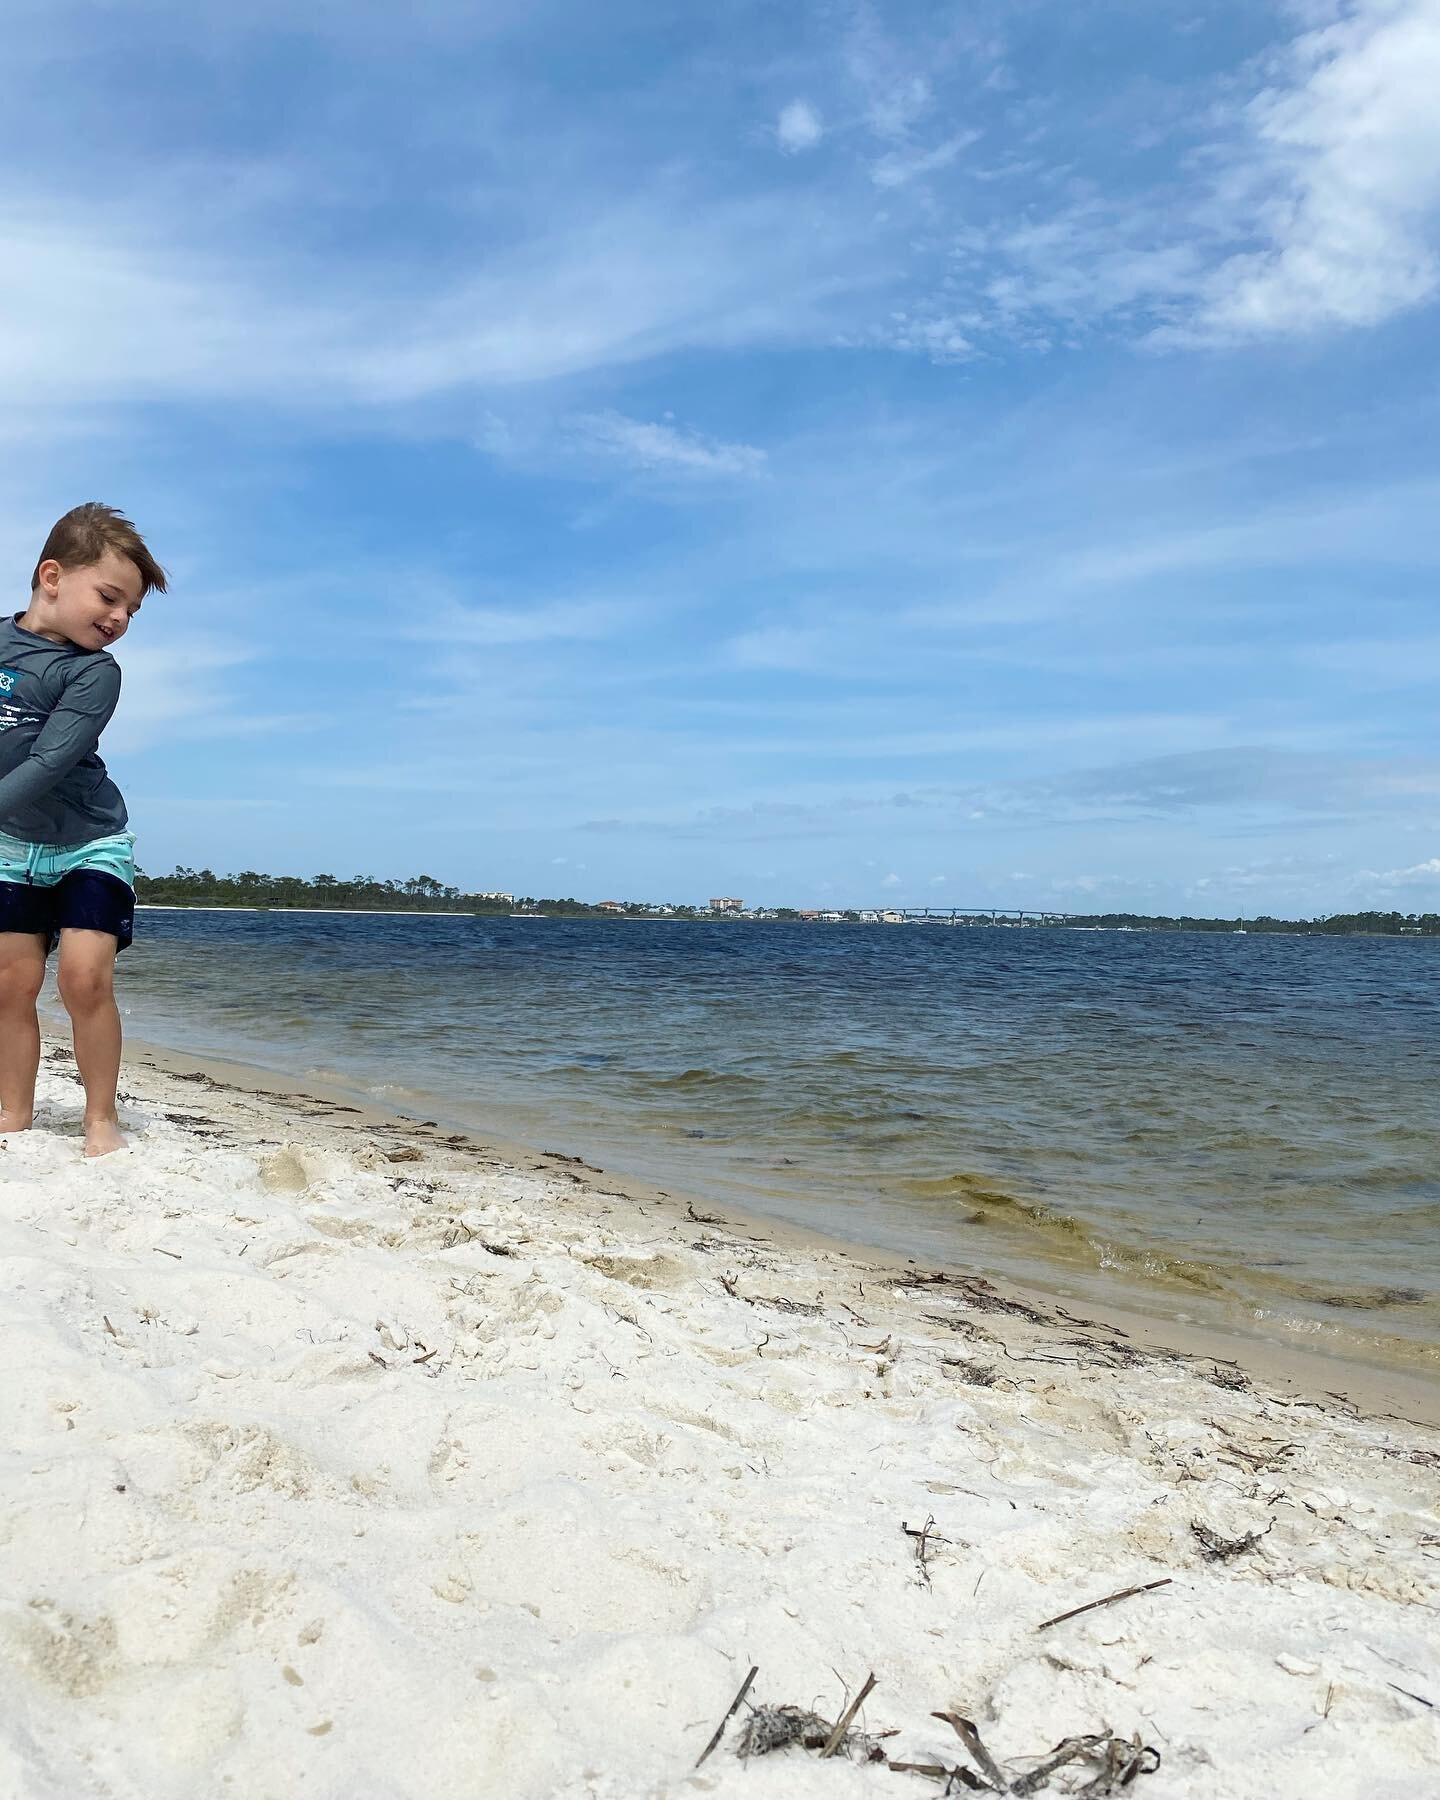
{"left": 2, "top": 1041, "right": 1436, "bottom": 1799}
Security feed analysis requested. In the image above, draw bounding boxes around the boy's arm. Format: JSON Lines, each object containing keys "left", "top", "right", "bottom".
{"left": 0, "top": 658, "right": 122, "bottom": 816}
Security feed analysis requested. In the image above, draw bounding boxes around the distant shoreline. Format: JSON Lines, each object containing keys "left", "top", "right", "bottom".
{"left": 132, "top": 902, "right": 1438, "bottom": 937}
{"left": 137, "top": 904, "right": 478, "bottom": 917}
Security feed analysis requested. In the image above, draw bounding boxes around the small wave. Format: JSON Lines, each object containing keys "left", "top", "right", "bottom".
{"left": 900, "top": 1170, "right": 1025, "bottom": 1205}
{"left": 634, "top": 1067, "right": 760, "bottom": 1092}
{"left": 1093, "top": 1243, "right": 1232, "bottom": 1296}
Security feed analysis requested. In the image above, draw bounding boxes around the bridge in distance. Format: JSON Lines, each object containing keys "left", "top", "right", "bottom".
{"left": 876, "top": 906, "right": 1084, "bottom": 926}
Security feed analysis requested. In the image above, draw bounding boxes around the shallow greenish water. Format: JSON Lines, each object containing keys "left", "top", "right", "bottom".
{"left": 97, "top": 912, "right": 1440, "bottom": 1373}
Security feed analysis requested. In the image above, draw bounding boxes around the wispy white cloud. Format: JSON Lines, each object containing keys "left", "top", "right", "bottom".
{"left": 0, "top": 183, "right": 876, "bottom": 412}
{"left": 918, "top": 1, "right": 1440, "bottom": 351}
{"left": 106, "top": 639, "right": 312, "bottom": 753}
{"left": 776, "top": 99, "right": 824, "bottom": 154}
{"left": 573, "top": 744, "right": 1440, "bottom": 847}
{"left": 845, "top": 3, "right": 934, "bottom": 140}
{"left": 870, "top": 130, "right": 980, "bottom": 190}
{"left": 1025, "top": 747, "right": 1440, "bottom": 819}
{"left": 902, "top": 474, "right": 1440, "bottom": 631}
{"left": 1358, "top": 853, "right": 1440, "bottom": 885}
{"left": 855, "top": 309, "right": 976, "bottom": 360}
{"left": 568, "top": 411, "right": 766, "bottom": 477}
{"left": 1189, "top": 0, "right": 1440, "bottom": 340}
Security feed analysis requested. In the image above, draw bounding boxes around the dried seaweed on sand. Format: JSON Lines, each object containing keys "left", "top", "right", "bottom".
{"left": 901, "top": 1714, "right": 1160, "bottom": 1796}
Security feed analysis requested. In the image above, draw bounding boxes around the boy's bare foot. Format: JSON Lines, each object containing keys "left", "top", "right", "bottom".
{"left": 0, "top": 1112, "right": 34, "bottom": 1135}
{"left": 83, "top": 1118, "right": 128, "bottom": 1158}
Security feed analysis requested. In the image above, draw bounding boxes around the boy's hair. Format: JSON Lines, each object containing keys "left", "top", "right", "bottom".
{"left": 31, "top": 502, "right": 168, "bottom": 597}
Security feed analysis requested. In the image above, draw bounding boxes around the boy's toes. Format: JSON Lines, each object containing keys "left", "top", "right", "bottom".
{"left": 83, "top": 1120, "right": 128, "bottom": 1157}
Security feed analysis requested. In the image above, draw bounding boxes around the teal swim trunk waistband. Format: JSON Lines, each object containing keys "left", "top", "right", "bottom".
{"left": 0, "top": 828, "right": 136, "bottom": 890}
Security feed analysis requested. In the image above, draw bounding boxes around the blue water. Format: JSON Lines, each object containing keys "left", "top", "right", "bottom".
{"left": 100, "top": 912, "right": 1440, "bottom": 1370}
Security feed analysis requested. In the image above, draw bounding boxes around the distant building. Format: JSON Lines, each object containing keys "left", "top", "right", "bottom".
{"left": 798, "top": 909, "right": 821, "bottom": 921}
{"left": 597, "top": 900, "right": 626, "bottom": 912}
{"left": 476, "top": 891, "right": 513, "bottom": 903}
{"left": 709, "top": 897, "right": 744, "bottom": 913}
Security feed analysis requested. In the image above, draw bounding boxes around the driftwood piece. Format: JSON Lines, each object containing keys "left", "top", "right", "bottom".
{"left": 1036, "top": 1578, "right": 1172, "bottom": 1632}
{"left": 695, "top": 1664, "right": 757, "bottom": 1766}
{"left": 934, "top": 1713, "right": 1008, "bottom": 1790}
{"left": 820, "top": 1671, "right": 877, "bottom": 1758}
{"left": 1010, "top": 1733, "right": 1109, "bottom": 1795}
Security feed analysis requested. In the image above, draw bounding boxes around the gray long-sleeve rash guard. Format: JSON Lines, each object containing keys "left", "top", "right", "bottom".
{"left": 0, "top": 615, "right": 127, "bottom": 846}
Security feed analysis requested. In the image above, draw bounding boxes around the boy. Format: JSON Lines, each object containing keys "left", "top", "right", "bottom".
{"left": 0, "top": 503, "right": 166, "bottom": 1156}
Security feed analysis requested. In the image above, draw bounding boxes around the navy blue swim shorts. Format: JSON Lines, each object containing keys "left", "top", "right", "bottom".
{"left": 0, "top": 870, "right": 135, "bottom": 955}
{"left": 0, "top": 829, "right": 136, "bottom": 955}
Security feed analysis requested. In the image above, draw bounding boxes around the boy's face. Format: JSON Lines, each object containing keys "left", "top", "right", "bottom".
{"left": 32, "top": 548, "right": 145, "bottom": 651}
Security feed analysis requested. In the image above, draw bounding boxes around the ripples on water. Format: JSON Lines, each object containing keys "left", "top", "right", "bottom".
{"left": 109, "top": 912, "right": 1440, "bottom": 1370}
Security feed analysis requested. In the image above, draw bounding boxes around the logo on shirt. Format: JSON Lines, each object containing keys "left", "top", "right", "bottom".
{"left": 0, "top": 668, "right": 19, "bottom": 697}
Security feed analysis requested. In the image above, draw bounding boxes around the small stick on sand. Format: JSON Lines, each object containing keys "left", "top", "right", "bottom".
{"left": 932, "top": 1712, "right": 1007, "bottom": 1789}
{"left": 1036, "top": 1577, "right": 1172, "bottom": 1632}
{"left": 902, "top": 1515, "right": 945, "bottom": 1586}
{"left": 695, "top": 1664, "right": 758, "bottom": 1766}
{"left": 820, "top": 1671, "right": 877, "bottom": 1758}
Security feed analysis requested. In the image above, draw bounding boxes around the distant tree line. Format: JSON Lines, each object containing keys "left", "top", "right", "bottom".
{"left": 134, "top": 868, "right": 695, "bottom": 917}
{"left": 138, "top": 868, "right": 510, "bottom": 913}
{"left": 131, "top": 870, "right": 1439, "bottom": 935}
{"left": 1079, "top": 911, "right": 1439, "bottom": 936}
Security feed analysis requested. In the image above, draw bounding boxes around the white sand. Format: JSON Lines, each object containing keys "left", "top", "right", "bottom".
{"left": 1, "top": 1046, "right": 1436, "bottom": 1799}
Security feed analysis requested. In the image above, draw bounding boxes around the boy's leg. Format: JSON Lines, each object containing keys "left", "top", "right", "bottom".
{"left": 0, "top": 931, "right": 47, "bottom": 1131}
{"left": 56, "top": 928, "right": 126, "bottom": 1156}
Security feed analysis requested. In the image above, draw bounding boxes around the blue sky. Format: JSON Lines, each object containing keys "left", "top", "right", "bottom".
{"left": 5, "top": 0, "right": 1438, "bottom": 914}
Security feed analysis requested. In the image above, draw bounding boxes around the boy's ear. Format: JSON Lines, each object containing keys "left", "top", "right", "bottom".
{"left": 35, "top": 558, "right": 62, "bottom": 596}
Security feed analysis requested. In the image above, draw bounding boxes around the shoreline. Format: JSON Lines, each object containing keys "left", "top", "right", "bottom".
{"left": 136, "top": 905, "right": 479, "bottom": 917}
{"left": 117, "top": 1027, "right": 1440, "bottom": 1428}
{"left": 2, "top": 1040, "right": 1437, "bottom": 1795}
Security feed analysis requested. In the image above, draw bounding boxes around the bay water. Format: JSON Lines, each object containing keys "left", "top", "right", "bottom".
{"left": 95, "top": 912, "right": 1439, "bottom": 1373}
